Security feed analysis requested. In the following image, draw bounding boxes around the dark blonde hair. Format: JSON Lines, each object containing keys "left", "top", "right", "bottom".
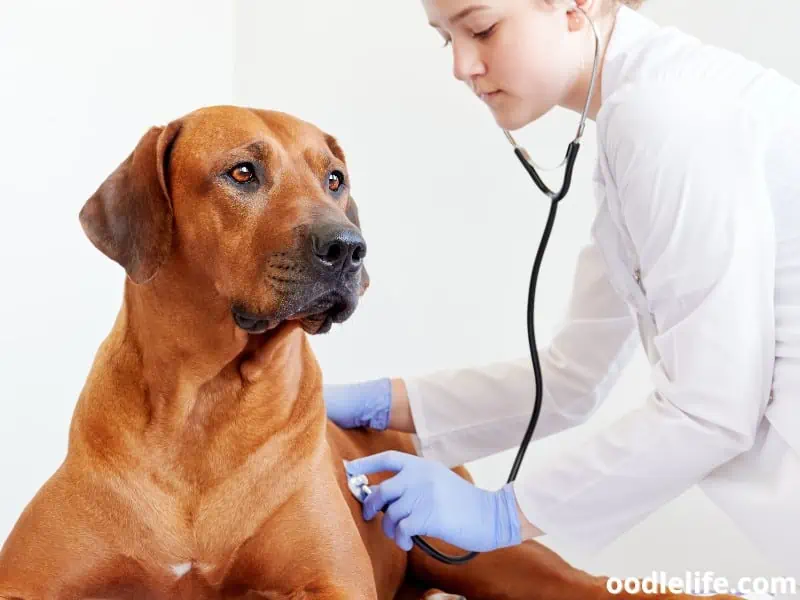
{"left": 602, "top": 0, "right": 645, "bottom": 17}
{"left": 545, "top": 0, "right": 646, "bottom": 12}
{"left": 542, "top": 0, "right": 646, "bottom": 20}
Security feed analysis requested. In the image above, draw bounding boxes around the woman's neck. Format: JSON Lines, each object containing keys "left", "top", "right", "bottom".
{"left": 560, "top": 8, "right": 619, "bottom": 121}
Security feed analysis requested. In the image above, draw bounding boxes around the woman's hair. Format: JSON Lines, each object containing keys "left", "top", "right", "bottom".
{"left": 542, "top": 0, "right": 646, "bottom": 19}
{"left": 601, "top": 0, "right": 645, "bottom": 17}
{"left": 544, "top": 0, "right": 647, "bottom": 12}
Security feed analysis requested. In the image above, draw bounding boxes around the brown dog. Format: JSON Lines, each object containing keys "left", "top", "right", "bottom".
{"left": 0, "top": 106, "right": 739, "bottom": 600}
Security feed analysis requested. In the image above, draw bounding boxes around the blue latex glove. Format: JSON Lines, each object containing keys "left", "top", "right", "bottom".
{"left": 323, "top": 378, "right": 393, "bottom": 431}
{"left": 344, "top": 451, "right": 522, "bottom": 553}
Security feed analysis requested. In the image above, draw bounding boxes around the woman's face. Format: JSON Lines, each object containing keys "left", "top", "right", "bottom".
{"left": 423, "top": 0, "right": 584, "bottom": 130}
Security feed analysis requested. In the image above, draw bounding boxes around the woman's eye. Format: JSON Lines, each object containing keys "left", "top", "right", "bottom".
{"left": 228, "top": 163, "right": 257, "bottom": 184}
{"left": 328, "top": 170, "right": 345, "bottom": 192}
{"left": 473, "top": 23, "right": 497, "bottom": 39}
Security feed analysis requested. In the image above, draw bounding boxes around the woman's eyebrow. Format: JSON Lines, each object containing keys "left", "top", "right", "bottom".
{"left": 428, "top": 5, "right": 491, "bottom": 28}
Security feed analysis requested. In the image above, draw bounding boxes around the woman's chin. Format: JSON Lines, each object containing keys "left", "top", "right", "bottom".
{"left": 489, "top": 98, "right": 551, "bottom": 131}
{"left": 489, "top": 104, "right": 531, "bottom": 131}
{"left": 491, "top": 109, "right": 527, "bottom": 132}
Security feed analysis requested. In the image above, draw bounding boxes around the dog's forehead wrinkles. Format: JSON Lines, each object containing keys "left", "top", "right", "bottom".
{"left": 212, "top": 139, "right": 276, "bottom": 169}
{"left": 240, "top": 141, "right": 269, "bottom": 163}
{"left": 183, "top": 105, "right": 320, "bottom": 141}
{"left": 252, "top": 110, "right": 342, "bottom": 168}
{"left": 177, "top": 106, "right": 339, "bottom": 175}
{"left": 302, "top": 147, "right": 336, "bottom": 173}
{"left": 255, "top": 109, "right": 319, "bottom": 141}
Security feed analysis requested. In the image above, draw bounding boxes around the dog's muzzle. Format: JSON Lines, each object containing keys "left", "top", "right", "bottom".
{"left": 309, "top": 222, "right": 366, "bottom": 277}
{"left": 231, "top": 306, "right": 276, "bottom": 335}
{"left": 231, "top": 221, "right": 366, "bottom": 336}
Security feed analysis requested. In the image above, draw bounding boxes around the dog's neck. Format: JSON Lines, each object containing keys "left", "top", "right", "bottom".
{"left": 125, "top": 273, "right": 257, "bottom": 386}
{"left": 74, "top": 269, "right": 324, "bottom": 459}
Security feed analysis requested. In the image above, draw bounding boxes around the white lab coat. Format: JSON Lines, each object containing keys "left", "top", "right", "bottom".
{"left": 405, "top": 6, "right": 800, "bottom": 580}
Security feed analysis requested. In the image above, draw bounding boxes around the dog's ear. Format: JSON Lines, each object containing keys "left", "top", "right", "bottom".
{"left": 344, "top": 194, "right": 362, "bottom": 230}
{"left": 79, "top": 121, "right": 181, "bottom": 284}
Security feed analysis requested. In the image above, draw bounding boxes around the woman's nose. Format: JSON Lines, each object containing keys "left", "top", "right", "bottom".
{"left": 451, "top": 41, "right": 486, "bottom": 82}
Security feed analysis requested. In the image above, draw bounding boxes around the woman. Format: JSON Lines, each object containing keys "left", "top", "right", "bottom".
{"left": 327, "top": 0, "right": 800, "bottom": 583}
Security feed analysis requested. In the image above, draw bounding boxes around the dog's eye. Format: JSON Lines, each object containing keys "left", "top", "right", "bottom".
{"left": 328, "top": 170, "right": 345, "bottom": 193}
{"left": 229, "top": 163, "right": 256, "bottom": 184}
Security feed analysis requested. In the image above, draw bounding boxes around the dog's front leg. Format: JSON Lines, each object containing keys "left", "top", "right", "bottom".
{"left": 0, "top": 470, "right": 132, "bottom": 600}
{"left": 230, "top": 477, "right": 379, "bottom": 600}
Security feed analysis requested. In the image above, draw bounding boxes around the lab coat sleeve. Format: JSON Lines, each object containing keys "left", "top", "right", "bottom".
{"left": 513, "top": 83, "right": 776, "bottom": 554}
{"left": 405, "top": 239, "right": 639, "bottom": 467}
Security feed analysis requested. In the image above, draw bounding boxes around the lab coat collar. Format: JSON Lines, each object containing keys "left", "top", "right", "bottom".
{"left": 600, "top": 6, "right": 660, "bottom": 103}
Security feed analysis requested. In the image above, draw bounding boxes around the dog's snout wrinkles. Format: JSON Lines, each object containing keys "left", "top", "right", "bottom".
{"left": 310, "top": 223, "right": 366, "bottom": 273}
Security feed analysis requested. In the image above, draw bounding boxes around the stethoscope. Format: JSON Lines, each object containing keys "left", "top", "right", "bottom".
{"left": 348, "top": 2, "right": 602, "bottom": 565}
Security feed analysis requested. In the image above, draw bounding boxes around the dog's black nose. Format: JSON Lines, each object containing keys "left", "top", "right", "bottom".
{"left": 310, "top": 223, "right": 366, "bottom": 273}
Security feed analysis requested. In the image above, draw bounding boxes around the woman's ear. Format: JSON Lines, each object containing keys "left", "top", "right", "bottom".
{"left": 566, "top": 0, "right": 598, "bottom": 32}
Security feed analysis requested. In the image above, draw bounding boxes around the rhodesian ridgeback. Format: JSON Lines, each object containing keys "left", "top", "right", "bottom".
{"left": 0, "top": 106, "right": 740, "bottom": 600}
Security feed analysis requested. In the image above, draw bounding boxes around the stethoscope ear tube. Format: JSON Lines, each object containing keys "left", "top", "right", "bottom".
{"left": 401, "top": 0, "right": 597, "bottom": 566}
{"left": 403, "top": 141, "right": 578, "bottom": 565}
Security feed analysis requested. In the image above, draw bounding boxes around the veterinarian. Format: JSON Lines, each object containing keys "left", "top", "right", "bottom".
{"left": 327, "top": 0, "right": 800, "bottom": 580}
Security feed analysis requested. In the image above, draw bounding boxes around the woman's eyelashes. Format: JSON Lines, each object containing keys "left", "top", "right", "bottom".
{"left": 472, "top": 23, "right": 498, "bottom": 40}
{"left": 438, "top": 22, "right": 498, "bottom": 48}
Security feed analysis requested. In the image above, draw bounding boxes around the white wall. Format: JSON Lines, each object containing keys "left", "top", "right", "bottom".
{"left": 0, "top": 0, "right": 234, "bottom": 539}
{"left": 234, "top": 0, "right": 800, "bottom": 586}
{"left": 1, "top": 0, "right": 797, "bottom": 590}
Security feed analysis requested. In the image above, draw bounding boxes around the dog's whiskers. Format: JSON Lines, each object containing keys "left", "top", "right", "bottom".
{"left": 268, "top": 262, "right": 302, "bottom": 272}
{"left": 267, "top": 274, "right": 304, "bottom": 284}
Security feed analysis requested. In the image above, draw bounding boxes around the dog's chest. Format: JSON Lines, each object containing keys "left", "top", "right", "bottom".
{"left": 120, "top": 558, "right": 326, "bottom": 600}
{"left": 108, "top": 464, "right": 309, "bottom": 597}
{"left": 127, "top": 499, "right": 265, "bottom": 590}
{"left": 155, "top": 560, "right": 231, "bottom": 598}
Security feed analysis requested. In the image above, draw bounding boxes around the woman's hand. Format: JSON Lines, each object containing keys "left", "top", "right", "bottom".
{"left": 324, "top": 378, "right": 415, "bottom": 432}
{"left": 345, "top": 451, "right": 523, "bottom": 552}
{"left": 323, "top": 378, "right": 393, "bottom": 430}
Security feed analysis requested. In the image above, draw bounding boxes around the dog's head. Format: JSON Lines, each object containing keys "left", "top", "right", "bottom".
{"left": 79, "top": 106, "right": 369, "bottom": 335}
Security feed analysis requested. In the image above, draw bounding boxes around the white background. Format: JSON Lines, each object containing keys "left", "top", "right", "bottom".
{"left": 1, "top": 0, "right": 798, "bottom": 588}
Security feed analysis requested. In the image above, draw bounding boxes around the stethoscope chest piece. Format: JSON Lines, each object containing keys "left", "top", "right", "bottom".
{"left": 347, "top": 473, "right": 373, "bottom": 504}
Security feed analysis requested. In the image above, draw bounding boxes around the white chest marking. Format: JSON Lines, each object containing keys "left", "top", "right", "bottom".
{"left": 171, "top": 562, "right": 193, "bottom": 578}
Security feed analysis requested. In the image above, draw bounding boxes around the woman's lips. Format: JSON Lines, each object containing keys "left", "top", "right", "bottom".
{"left": 479, "top": 90, "right": 502, "bottom": 103}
